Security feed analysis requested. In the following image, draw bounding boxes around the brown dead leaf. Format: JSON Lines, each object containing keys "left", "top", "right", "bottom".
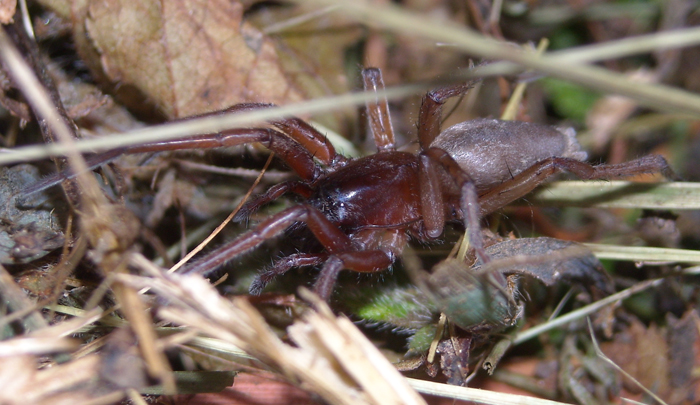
{"left": 0, "top": 0, "right": 15, "bottom": 24}
{"left": 41, "top": 0, "right": 303, "bottom": 118}
{"left": 602, "top": 318, "right": 671, "bottom": 399}
{"left": 245, "top": 3, "right": 362, "bottom": 129}
{"left": 88, "top": 0, "right": 303, "bottom": 118}
{"left": 666, "top": 310, "right": 700, "bottom": 404}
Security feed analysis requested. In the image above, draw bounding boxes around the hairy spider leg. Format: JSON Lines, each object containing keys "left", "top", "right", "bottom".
{"left": 179, "top": 205, "right": 397, "bottom": 300}
{"left": 232, "top": 181, "right": 314, "bottom": 222}
{"left": 22, "top": 103, "right": 345, "bottom": 196}
{"left": 200, "top": 102, "right": 345, "bottom": 168}
{"left": 417, "top": 154, "right": 445, "bottom": 238}
{"left": 249, "top": 253, "right": 328, "bottom": 295}
{"left": 128, "top": 128, "right": 320, "bottom": 180}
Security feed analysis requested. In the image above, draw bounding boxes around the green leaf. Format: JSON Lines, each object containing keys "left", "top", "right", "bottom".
{"left": 540, "top": 78, "right": 599, "bottom": 122}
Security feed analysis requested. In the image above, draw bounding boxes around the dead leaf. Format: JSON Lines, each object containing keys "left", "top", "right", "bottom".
{"left": 602, "top": 318, "right": 670, "bottom": 398}
{"left": 475, "top": 237, "right": 614, "bottom": 299}
{"left": 40, "top": 0, "right": 303, "bottom": 118}
{"left": 89, "top": 0, "right": 303, "bottom": 118}
{"left": 666, "top": 310, "right": 700, "bottom": 404}
{"left": 0, "top": 0, "right": 15, "bottom": 24}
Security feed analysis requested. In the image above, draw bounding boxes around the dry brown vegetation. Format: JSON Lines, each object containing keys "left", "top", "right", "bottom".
{"left": 1, "top": 1, "right": 700, "bottom": 404}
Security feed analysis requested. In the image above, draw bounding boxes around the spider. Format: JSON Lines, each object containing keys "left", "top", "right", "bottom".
{"left": 160, "top": 68, "right": 674, "bottom": 300}
{"left": 28, "top": 68, "right": 675, "bottom": 300}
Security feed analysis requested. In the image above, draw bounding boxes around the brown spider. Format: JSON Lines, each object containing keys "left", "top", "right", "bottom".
{"left": 164, "top": 68, "right": 673, "bottom": 300}
{"left": 27, "top": 68, "right": 675, "bottom": 300}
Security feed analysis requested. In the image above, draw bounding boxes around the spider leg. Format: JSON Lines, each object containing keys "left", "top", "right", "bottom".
{"left": 23, "top": 126, "right": 322, "bottom": 197}
{"left": 203, "top": 102, "right": 346, "bottom": 167}
{"left": 423, "top": 147, "right": 490, "bottom": 264}
{"left": 417, "top": 78, "right": 480, "bottom": 149}
{"left": 129, "top": 127, "right": 321, "bottom": 181}
{"left": 418, "top": 154, "right": 445, "bottom": 238}
{"left": 362, "top": 68, "right": 396, "bottom": 151}
{"left": 478, "top": 155, "right": 678, "bottom": 215}
{"left": 21, "top": 147, "right": 128, "bottom": 196}
{"left": 179, "top": 205, "right": 328, "bottom": 277}
{"left": 249, "top": 253, "right": 328, "bottom": 295}
{"left": 312, "top": 228, "right": 406, "bottom": 300}
{"left": 23, "top": 103, "right": 345, "bottom": 195}
{"left": 270, "top": 116, "right": 346, "bottom": 167}
{"left": 251, "top": 244, "right": 398, "bottom": 300}
{"left": 232, "top": 180, "right": 314, "bottom": 222}
{"left": 313, "top": 249, "right": 395, "bottom": 300}
{"left": 180, "top": 205, "right": 396, "bottom": 300}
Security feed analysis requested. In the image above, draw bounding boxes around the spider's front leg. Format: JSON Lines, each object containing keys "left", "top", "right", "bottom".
{"left": 179, "top": 205, "right": 397, "bottom": 300}
{"left": 23, "top": 103, "right": 345, "bottom": 196}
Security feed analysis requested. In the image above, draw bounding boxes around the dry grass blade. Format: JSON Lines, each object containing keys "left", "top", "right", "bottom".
{"left": 587, "top": 244, "right": 700, "bottom": 263}
{"left": 544, "top": 26, "right": 700, "bottom": 64}
{"left": 297, "top": 289, "right": 426, "bottom": 405}
{"left": 530, "top": 181, "right": 700, "bottom": 209}
{"left": 127, "top": 256, "right": 425, "bottom": 405}
{"left": 0, "top": 353, "right": 126, "bottom": 405}
{"left": 0, "top": 305, "right": 130, "bottom": 404}
{"left": 408, "top": 377, "right": 570, "bottom": 404}
{"left": 0, "top": 336, "right": 78, "bottom": 356}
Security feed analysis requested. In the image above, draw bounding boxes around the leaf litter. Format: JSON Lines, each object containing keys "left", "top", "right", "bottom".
{"left": 1, "top": 1, "right": 700, "bottom": 404}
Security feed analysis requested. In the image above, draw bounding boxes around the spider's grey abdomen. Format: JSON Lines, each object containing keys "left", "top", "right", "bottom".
{"left": 430, "top": 118, "right": 587, "bottom": 190}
